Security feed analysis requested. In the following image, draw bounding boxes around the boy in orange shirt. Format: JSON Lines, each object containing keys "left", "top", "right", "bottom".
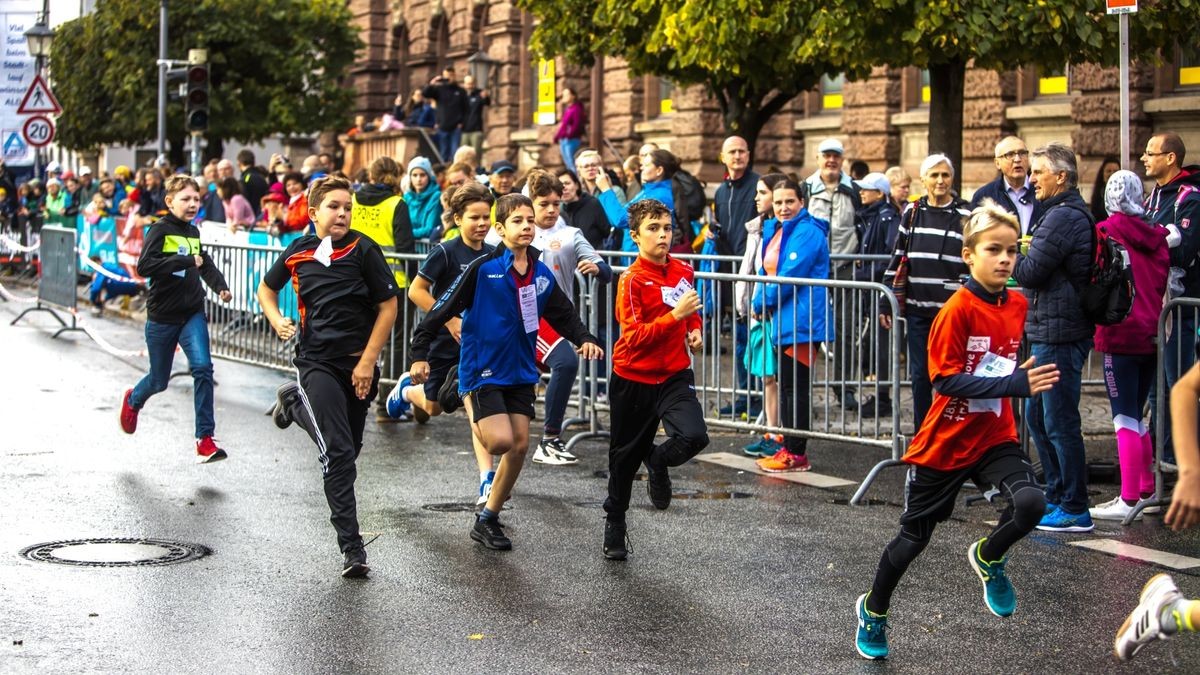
{"left": 854, "top": 201, "right": 1060, "bottom": 659}
{"left": 602, "top": 199, "right": 709, "bottom": 561}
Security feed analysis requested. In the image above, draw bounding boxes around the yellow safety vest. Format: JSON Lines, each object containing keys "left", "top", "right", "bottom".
{"left": 351, "top": 193, "right": 408, "bottom": 288}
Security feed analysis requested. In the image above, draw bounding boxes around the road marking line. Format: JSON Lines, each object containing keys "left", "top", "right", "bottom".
{"left": 695, "top": 452, "right": 857, "bottom": 489}
{"left": 1069, "top": 539, "right": 1200, "bottom": 570}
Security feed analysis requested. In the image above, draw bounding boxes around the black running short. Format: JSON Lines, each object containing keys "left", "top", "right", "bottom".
{"left": 467, "top": 384, "right": 536, "bottom": 423}
{"left": 423, "top": 353, "right": 459, "bottom": 402}
{"left": 900, "top": 442, "right": 1034, "bottom": 525}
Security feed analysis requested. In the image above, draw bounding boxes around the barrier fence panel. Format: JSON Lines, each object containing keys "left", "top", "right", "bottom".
{"left": 10, "top": 225, "right": 85, "bottom": 338}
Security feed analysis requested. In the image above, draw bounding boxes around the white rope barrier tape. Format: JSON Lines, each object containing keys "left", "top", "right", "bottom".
{"left": 0, "top": 235, "right": 40, "bottom": 253}
{"left": 0, "top": 280, "right": 37, "bottom": 303}
{"left": 76, "top": 253, "right": 143, "bottom": 284}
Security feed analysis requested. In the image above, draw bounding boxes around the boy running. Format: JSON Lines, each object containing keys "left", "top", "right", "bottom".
{"left": 522, "top": 169, "right": 611, "bottom": 465}
{"left": 602, "top": 199, "right": 709, "bottom": 561}
{"left": 119, "top": 175, "right": 232, "bottom": 463}
{"left": 854, "top": 201, "right": 1060, "bottom": 659}
{"left": 385, "top": 182, "right": 499, "bottom": 505}
{"left": 409, "top": 194, "right": 603, "bottom": 551}
{"left": 258, "top": 176, "right": 399, "bottom": 578}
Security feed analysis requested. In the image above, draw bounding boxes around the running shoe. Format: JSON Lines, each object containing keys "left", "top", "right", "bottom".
{"left": 603, "top": 520, "right": 628, "bottom": 561}
{"left": 385, "top": 376, "right": 412, "bottom": 419}
{"left": 476, "top": 471, "right": 495, "bottom": 508}
{"left": 119, "top": 388, "right": 138, "bottom": 434}
{"left": 342, "top": 547, "right": 370, "bottom": 578}
{"left": 195, "top": 436, "right": 228, "bottom": 464}
{"left": 1089, "top": 496, "right": 1143, "bottom": 522}
{"left": 757, "top": 449, "right": 812, "bottom": 473}
{"left": 471, "top": 516, "right": 512, "bottom": 551}
{"left": 272, "top": 382, "right": 298, "bottom": 430}
{"left": 1115, "top": 573, "right": 1183, "bottom": 661}
{"left": 438, "top": 366, "right": 463, "bottom": 414}
{"left": 855, "top": 593, "right": 889, "bottom": 660}
{"left": 967, "top": 538, "right": 1015, "bottom": 617}
{"left": 1036, "top": 507, "right": 1094, "bottom": 532}
{"left": 859, "top": 396, "right": 892, "bottom": 418}
{"left": 742, "top": 437, "right": 767, "bottom": 457}
{"left": 532, "top": 436, "right": 578, "bottom": 465}
{"left": 744, "top": 435, "right": 783, "bottom": 458}
{"left": 646, "top": 465, "right": 671, "bottom": 510}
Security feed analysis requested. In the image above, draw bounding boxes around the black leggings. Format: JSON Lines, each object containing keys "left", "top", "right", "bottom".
{"left": 867, "top": 458, "right": 1044, "bottom": 614}
{"left": 777, "top": 345, "right": 811, "bottom": 456}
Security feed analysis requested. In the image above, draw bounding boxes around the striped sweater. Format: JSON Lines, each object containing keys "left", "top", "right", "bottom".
{"left": 881, "top": 197, "right": 971, "bottom": 318}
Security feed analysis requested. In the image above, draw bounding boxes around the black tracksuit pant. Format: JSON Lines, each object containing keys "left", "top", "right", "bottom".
{"left": 604, "top": 369, "right": 709, "bottom": 521}
{"left": 288, "top": 355, "right": 379, "bottom": 553}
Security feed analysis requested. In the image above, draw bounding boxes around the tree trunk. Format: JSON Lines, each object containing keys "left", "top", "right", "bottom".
{"left": 927, "top": 58, "right": 967, "bottom": 194}
{"left": 717, "top": 88, "right": 797, "bottom": 173}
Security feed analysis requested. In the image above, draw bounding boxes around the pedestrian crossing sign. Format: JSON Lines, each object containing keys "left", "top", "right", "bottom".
{"left": 3, "top": 131, "right": 28, "bottom": 161}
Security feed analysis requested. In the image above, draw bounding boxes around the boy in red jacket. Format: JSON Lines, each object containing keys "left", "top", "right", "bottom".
{"left": 602, "top": 199, "right": 709, "bottom": 561}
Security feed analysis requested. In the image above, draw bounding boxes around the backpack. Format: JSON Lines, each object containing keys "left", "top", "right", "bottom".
{"left": 1080, "top": 221, "right": 1135, "bottom": 326}
{"left": 672, "top": 169, "right": 706, "bottom": 226}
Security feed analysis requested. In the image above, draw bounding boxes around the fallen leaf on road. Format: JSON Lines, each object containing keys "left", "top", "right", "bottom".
{"left": 468, "top": 634, "right": 486, "bottom": 640}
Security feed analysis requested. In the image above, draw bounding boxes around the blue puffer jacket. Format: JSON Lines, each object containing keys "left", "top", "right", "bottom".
{"left": 751, "top": 210, "right": 835, "bottom": 347}
{"left": 599, "top": 179, "right": 675, "bottom": 253}
{"left": 1012, "top": 189, "right": 1095, "bottom": 344}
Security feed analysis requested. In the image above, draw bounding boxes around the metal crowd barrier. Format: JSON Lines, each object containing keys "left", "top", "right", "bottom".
{"left": 1125, "top": 297, "right": 1200, "bottom": 524}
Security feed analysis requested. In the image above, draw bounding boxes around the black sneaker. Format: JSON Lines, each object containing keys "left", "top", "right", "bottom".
{"left": 470, "top": 517, "right": 512, "bottom": 550}
{"left": 341, "top": 547, "right": 370, "bottom": 578}
{"left": 837, "top": 394, "right": 860, "bottom": 412}
{"left": 273, "top": 382, "right": 299, "bottom": 429}
{"left": 438, "top": 365, "right": 463, "bottom": 414}
{"left": 646, "top": 464, "right": 672, "bottom": 510}
{"left": 603, "top": 520, "right": 628, "bottom": 561}
{"left": 860, "top": 396, "right": 892, "bottom": 418}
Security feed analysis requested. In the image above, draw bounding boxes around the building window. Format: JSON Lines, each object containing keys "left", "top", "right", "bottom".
{"left": 919, "top": 69, "right": 930, "bottom": 105}
{"left": 1038, "top": 64, "right": 1069, "bottom": 96}
{"left": 821, "top": 73, "right": 844, "bottom": 111}
{"left": 659, "top": 78, "right": 675, "bottom": 115}
{"left": 1181, "top": 46, "right": 1200, "bottom": 88}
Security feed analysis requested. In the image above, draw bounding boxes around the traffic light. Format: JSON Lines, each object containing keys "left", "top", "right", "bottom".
{"left": 186, "top": 63, "right": 209, "bottom": 132}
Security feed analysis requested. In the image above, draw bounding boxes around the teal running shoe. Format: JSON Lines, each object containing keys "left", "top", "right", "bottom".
{"left": 968, "top": 538, "right": 1015, "bottom": 617}
{"left": 855, "top": 592, "right": 889, "bottom": 660}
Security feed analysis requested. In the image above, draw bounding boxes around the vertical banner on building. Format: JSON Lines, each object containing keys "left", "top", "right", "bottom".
{"left": 536, "top": 59, "right": 556, "bottom": 126}
{"left": 0, "top": 0, "right": 39, "bottom": 166}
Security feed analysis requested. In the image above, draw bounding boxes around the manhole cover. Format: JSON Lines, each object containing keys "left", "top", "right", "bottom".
{"left": 19, "top": 538, "right": 211, "bottom": 567}
{"left": 422, "top": 502, "right": 478, "bottom": 513}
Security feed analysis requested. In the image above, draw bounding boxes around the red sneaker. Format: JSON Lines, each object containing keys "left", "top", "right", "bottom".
{"left": 756, "top": 449, "right": 812, "bottom": 473}
{"left": 119, "top": 389, "right": 138, "bottom": 434}
{"left": 196, "top": 436, "right": 228, "bottom": 464}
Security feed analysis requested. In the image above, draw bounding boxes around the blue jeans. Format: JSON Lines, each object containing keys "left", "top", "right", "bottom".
{"left": 905, "top": 313, "right": 934, "bottom": 430}
{"left": 542, "top": 340, "right": 579, "bottom": 436}
{"left": 130, "top": 312, "right": 215, "bottom": 438}
{"left": 1026, "top": 339, "right": 1091, "bottom": 513}
{"left": 436, "top": 128, "right": 462, "bottom": 163}
{"left": 560, "top": 138, "right": 582, "bottom": 173}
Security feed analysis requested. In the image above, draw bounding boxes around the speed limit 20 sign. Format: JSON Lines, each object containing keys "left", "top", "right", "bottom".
{"left": 22, "top": 115, "right": 55, "bottom": 148}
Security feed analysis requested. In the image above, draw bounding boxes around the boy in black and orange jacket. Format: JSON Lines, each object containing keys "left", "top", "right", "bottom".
{"left": 602, "top": 199, "right": 709, "bottom": 561}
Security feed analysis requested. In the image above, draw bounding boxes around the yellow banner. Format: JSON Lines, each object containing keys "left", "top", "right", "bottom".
{"left": 536, "top": 59, "right": 556, "bottom": 126}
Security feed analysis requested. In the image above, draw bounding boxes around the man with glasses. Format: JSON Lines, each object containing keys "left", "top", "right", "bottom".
{"left": 1144, "top": 132, "right": 1200, "bottom": 470}
{"left": 971, "top": 136, "right": 1044, "bottom": 235}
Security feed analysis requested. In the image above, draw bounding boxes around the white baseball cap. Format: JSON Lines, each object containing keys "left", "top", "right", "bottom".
{"left": 45, "top": 161, "right": 61, "bottom": 173}
{"left": 818, "top": 138, "right": 845, "bottom": 155}
{"left": 854, "top": 172, "right": 891, "bottom": 194}
{"left": 80, "top": 165, "right": 93, "bottom": 175}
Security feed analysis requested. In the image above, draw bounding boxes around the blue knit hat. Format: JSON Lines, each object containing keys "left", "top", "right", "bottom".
{"left": 407, "top": 156, "right": 434, "bottom": 182}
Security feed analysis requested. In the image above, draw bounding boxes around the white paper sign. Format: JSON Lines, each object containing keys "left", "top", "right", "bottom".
{"left": 518, "top": 284, "right": 538, "bottom": 333}
{"left": 968, "top": 351, "right": 1016, "bottom": 416}
{"left": 661, "top": 277, "right": 693, "bottom": 308}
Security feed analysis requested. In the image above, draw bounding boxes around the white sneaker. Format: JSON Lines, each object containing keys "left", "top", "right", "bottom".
{"left": 1139, "top": 498, "right": 1162, "bottom": 515}
{"left": 1115, "top": 573, "right": 1183, "bottom": 661}
{"left": 532, "top": 437, "right": 578, "bottom": 465}
{"left": 1090, "top": 496, "right": 1142, "bottom": 521}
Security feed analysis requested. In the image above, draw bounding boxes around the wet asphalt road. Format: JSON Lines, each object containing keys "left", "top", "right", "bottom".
{"left": 2, "top": 297, "right": 1200, "bottom": 674}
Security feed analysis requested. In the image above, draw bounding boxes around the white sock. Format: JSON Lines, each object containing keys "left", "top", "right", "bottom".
{"left": 480, "top": 471, "right": 492, "bottom": 484}
{"left": 401, "top": 385, "right": 413, "bottom": 403}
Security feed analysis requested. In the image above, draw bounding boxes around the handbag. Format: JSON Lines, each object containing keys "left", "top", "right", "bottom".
{"left": 891, "top": 255, "right": 908, "bottom": 317}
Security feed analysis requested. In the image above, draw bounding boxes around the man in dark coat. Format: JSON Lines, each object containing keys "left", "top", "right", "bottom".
{"left": 1014, "top": 141, "right": 1095, "bottom": 534}
{"left": 970, "top": 135, "right": 1044, "bottom": 235}
{"left": 422, "top": 67, "right": 470, "bottom": 163}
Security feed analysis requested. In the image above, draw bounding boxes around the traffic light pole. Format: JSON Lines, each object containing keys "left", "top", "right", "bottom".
{"left": 156, "top": 0, "right": 167, "bottom": 161}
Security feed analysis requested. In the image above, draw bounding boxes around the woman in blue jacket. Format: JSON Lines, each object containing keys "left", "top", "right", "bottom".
{"left": 405, "top": 156, "right": 443, "bottom": 240}
{"left": 597, "top": 148, "right": 677, "bottom": 253}
{"left": 751, "top": 178, "right": 834, "bottom": 473}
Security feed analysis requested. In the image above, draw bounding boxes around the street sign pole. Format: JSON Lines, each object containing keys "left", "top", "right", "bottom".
{"left": 156, "top": 0, "right": 167, "bottom": 161}
{"left": 190, "top": 131, "right": 201, "bottom": 176}
{"left": 1119, "top": 13, "right": 1130, "bottom": 170}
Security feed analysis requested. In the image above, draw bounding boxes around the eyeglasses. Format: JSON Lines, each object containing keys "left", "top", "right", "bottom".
{"left": 1142, "top": 151, "right": 1171, "bottom": 158}
{"left": 996, "top": 150, "right": 1030, "bottom": 161}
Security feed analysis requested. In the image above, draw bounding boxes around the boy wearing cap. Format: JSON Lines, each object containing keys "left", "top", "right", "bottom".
{"left": 854, "top": 172, "right": 901, "bottom": 418}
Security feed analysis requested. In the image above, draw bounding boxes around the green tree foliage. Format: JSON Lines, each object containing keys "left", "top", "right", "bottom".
{"left": 515, "top": 0, "right": 836, "bottom": 156}
{"left": 799, "top": 0, "right": 1200, "bottom": 187}
{"left": 51, "top": 0, "right": 361, "bottom": 163}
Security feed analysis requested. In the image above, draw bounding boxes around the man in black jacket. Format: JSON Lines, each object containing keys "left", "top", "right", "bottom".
{"left": 237, "top": 150, "right": 269, "bottom": 219}
{"left": 1014, "top": 141, "right": 1095, "bottom": 534}
{"left": 970, "top": 136, "right": 1044, "bottom": 235}
{"left": 422, "top": 67, "right": 470, "bottom": 163}
{"left": 462, "top": 74, "right": 490, "bottom": 160}
{"left": 1143, "top": 132, "right": 1200, "bottom": 469}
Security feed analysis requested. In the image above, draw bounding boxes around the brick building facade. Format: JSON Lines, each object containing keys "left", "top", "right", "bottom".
{"left": 346, "top": 0, "right": 1200, "bottom": 199}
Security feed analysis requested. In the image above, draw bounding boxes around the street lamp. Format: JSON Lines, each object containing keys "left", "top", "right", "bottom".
{"left": 467, "top": 49, "right": 499, "bottom": 91}
{"left": 23, "top": 18, "right": 54, "bottom": 61}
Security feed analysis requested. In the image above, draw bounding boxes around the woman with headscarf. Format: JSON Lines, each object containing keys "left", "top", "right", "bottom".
{"left": 405, "top": 156, "right": 443, "bottom": 241}
{"left": 1089, "top": 170, "right": 1170, "bottom": 522}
